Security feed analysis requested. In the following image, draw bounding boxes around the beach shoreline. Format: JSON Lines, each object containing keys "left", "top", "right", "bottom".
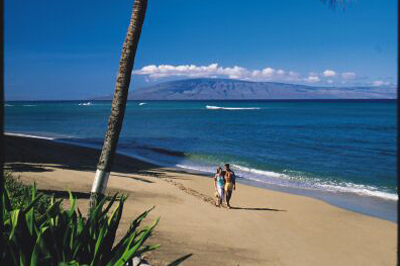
{"left": 5, "top": 131, "right": 397, "bottom": 222}
{"left": 4, "top": 134, "right": 397, "bottom": 265}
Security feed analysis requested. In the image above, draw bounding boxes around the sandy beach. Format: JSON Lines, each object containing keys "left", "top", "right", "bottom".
{"left": 4, "top": 135, "right": 397, "bottom": 266}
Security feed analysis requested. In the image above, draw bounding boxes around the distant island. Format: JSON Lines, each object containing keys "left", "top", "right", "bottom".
{"left": 92, "top": 78, "right": 397, "bottom": 100}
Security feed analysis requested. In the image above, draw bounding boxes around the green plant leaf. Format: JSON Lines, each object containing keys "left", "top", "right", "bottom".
{"left": 2, "top": 184, "right": 163, "bottom": 266}
{"left": 9, "top": 210, "right": 21, "bottom": 240}
{"left": 21, "top": 194, "right": 43, "bottom": 215}
{"left": 111, "top": 218, "right": 159, "bottom": 266}
{"left": 101, "top": 193, "right": 120, "bottom": 218}
{"left": 111, "top": 207, "right": 155, "bottom": 254}
{"left": 67, "top": 190, "right": 77, "bottom": 218}
{"left": 166, "top": 254, "right": 193, "bottom": 266}
{"left": 30, "top": 229, "right": 45, "bottom": 266}
{"left": 90, "top": 225, "right": 107, "bottom": 266}
{"left": 36, "top": 199, "right": 63, "bottom": 224}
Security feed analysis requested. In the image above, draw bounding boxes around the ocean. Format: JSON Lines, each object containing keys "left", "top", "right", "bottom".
{"left": 5, "top": 100, "right": 397, "bottom": 222}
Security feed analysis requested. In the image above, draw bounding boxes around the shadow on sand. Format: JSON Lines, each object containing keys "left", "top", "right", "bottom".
{"left": 5, "top": 135, "right": 208, "bottom": 183}
{"left": 230, "top": 206, "right": 286, "bottom": 212}
{"left": 38, "top": 189, "right": 91, "bottom": 199}
{"left": 4, "top": 135, "right": 167, "bottom": 177}
{"left": 4, "top": 163, "right": 54, "bottom": 173}
{"left": 111, "top": 173, "right": 155, "bottom": 183}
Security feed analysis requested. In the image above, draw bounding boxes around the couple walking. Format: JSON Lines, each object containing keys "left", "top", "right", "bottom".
{"left": 214, "top": 164, "right": 236, "bottom": 209}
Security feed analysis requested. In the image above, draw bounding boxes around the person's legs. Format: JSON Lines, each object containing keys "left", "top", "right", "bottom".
{"left": 219, "top": 186, "right": 225, "bottom": 206}
{"left": 225, "top": 191, "right": 231, "bottom": 208}
{"left": 225, "top": 184, "right": 232, "bottom": 208}
{"left": 215, "top": 192, "right": 220, "bottom": 206}
{"left": 216, "top": 186, "right": 223, "bottom": 207}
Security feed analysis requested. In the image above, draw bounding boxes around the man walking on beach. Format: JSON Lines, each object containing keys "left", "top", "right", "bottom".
{"left": 224, "top": 164, "right": 236, "bottom": 209}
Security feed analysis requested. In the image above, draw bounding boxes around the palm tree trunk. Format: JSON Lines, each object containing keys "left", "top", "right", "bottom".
{"left": 89, "top": 0, "right": 148, "bottom": 211}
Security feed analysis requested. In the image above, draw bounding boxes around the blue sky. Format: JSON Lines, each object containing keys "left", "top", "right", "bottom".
{"left": 5, "top": 0, "right": 398, "bottom": 100}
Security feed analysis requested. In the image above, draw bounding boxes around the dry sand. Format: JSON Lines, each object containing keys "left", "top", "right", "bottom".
{"left": 4, "top": 135, "right": 397, "bottom": 266}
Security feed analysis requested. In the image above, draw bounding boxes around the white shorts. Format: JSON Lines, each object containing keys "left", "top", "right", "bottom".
{"left": 217, "top": 185, "right": 225, "bottom": 200}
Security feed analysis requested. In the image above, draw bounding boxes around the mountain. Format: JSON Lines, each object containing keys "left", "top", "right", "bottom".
{"left": 96, "top": 78, "right": 397, "bottom": 100}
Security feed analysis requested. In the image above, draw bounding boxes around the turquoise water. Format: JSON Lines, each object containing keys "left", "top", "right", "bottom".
{"left": 5, "top": 100, "right": 397, "bottom": 221}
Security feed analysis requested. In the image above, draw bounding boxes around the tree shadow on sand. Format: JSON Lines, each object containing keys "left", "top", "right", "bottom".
{"left": 38, "top": 189, "right": 91, "bottom": 199}
{"left": 111, "top": 173, "right": 155, "bottom": 183}
{"left": 5, "top": 163, "right": 54, "bottom": 173}
{"left": 4, "top": 135, "right": 164, "bottom": 177}
{"left": 38, "top": 189, "right": 127, "bottom": 201}
{"left": 230, "top": 206, "right": 286, "bottom": 212}
{"left": 5, "top": 135, "right": 206, "bottom": 182}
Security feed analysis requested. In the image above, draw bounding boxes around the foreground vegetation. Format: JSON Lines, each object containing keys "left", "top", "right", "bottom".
{"left": 1, "top": 172, "right": 190, "bottom": 266}
{"left": 4, "top": 172, "right": 51, "bottom": 215}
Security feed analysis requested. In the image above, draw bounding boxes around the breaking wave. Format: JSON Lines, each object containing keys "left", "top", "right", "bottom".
{"left": 206, "top": 105, "right": 260, "bottom": 110}
{"left": 230, "top": 164, "right": 397, "bottom": 201}
{"left": 79, "top": 102, "right": 93, "bottom": 106}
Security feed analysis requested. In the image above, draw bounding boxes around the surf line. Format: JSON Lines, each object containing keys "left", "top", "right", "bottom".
{"left": 206, "top": 105, "right": 261, "bottom": 110}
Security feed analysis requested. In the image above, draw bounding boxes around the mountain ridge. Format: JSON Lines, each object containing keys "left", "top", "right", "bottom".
{"left": 92, "top": 78, "right": 397, "bottom": 100}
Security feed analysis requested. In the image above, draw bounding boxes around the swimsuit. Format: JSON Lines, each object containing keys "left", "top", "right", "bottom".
{"left": 225, "top": 182, "right": 233, "bottom": 193}
{"left": 216, "top": 174, "right": 225, "bottom": 199}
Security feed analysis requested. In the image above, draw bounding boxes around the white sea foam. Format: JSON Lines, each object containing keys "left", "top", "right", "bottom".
{"left": 5, "top": 132, "right": 56, "bottom": 141}
{"left": 175, "top": 163, "right": 215, "bottom": 174}
{"left": 130, "top": 151, "right": 398, "bottom": 202}
{"left": 206, "top": 105, "right": 260, "bottom": 110}
{"left": 22, "top": 105, "right": 37, "bottom": 107}
{"left": 4, "top": 131, "right": 397, "bottom": 202}
{"left": 79, "top": 102, "right": 92, "bottom": 106}
{"left": 5, "top": 104, "right": 13, "bottom": 107}
{"left": 231, "top": 164, "right": 285, "bottom": 178}
{"left": 316, "top": 182, "right": 398, "bottom": 201}
{"left": 139, "top": 102, "right": 147, "bottom": 106}
{"left": 229, "top": 164, "right": 398, "bottom": 201}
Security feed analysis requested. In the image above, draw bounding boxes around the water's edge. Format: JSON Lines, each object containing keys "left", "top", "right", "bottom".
{"left": 5, "top": 132, "right": 397, "bottom": 223}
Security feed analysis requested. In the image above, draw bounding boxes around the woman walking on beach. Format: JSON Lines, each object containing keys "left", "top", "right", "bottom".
{"left": 214, "top": 167, "right": 225, "bottom": 207}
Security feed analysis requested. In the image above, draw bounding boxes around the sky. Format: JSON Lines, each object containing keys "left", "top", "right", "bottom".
{"left": 5, "top": 0, "right": 398, "bottom": 100}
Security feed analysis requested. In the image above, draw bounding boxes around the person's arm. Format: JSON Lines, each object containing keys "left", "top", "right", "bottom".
{"left": 214, "top": 175, "right": 217, "bottom": 191}
{"left": 233, "top": 172, "right": 236, "bottom": 190}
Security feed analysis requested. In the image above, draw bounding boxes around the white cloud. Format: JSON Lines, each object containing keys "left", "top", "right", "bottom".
{"left": 250, "top": 67, "right": 276, "bottom": 79}
{"left": 341, "top": 72, "right": 356, "bottom": 80}
{"left": 133, "top": 64, "right": 301, "bottom": 82}
{"left": 134, "top": 64, "right": 250, "bottom": 79}
{"left": 133, "top": 64, "right": 365, "bottom": 85}
{"left": 218, "top": 65, "right": 249, "bottom": 79}
{"left": 322, "top": 69, "right": 336, "bottom": 77}
{"left": 304, "top": 75, "right": 320, "bottom": 83}
{"left": 135, "top": 64, "right": 223, "bottom": 79}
